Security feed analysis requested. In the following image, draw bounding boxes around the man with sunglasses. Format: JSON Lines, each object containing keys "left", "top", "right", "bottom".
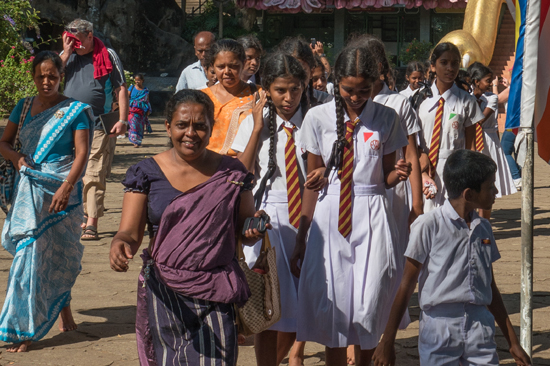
{"left": 175, "top": 31, "right": 216, "bottom": 91}
{"left": 60, "top": 18, "right": 129, "bottom": 240}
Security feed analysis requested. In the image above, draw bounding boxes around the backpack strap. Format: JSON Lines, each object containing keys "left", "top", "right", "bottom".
{"left": 14, "top": 97, "right": 33, "bottom": 151}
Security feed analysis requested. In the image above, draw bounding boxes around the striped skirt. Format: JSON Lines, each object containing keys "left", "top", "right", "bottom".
{"left": 145, "top": 267, "right": 239, "bottom": 366}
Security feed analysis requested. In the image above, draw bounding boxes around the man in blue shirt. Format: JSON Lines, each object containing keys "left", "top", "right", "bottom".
{"left": 175, "top": 31, "right": 215, "bottom": 91}
{"left": 61, "top": 18, "right": 129, "bottom": 240}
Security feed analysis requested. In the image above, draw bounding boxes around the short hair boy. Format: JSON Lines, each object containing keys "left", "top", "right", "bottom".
{"left": 372, "top": 150, "right": 531, "bottom": 366}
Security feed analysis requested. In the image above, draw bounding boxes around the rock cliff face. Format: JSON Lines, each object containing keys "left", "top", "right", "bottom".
{"left": 33, "top": 0, "right": 195, "bottom": 75}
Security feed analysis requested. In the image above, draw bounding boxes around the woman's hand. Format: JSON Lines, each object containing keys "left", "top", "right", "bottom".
{"left": 290, "top": 236, "right": 306, "bottom": 278}
{"left": 252, "top": 90, "right": 267, "bottom": 132}
{"left": 243, "top": 210, "right": 272, "bottom": 243}
{"left": 12, "top": 153, "right": 32, "bottom": 171}
{"left": 395, "top": 159, "right": 412, "bottom": 181}
{"left": 48, "top": 181, "right": 73, "bottom": 213}
{"left": 509, "top": 343, "right": 532, "bottom": 366}
{"left": 372, "top": 338, "right": 396, "bottom": 366}
{"left": 310, "top": 41, "right": 325, "bottom": 56}
{"left": 304, "top": 167, "right": 327, "bottom": 192}
{"left": 422, "top": 172, "right": 437, "bottom": 200}
{"left": 110, "top": 238, "right": 134, "bottom": 272}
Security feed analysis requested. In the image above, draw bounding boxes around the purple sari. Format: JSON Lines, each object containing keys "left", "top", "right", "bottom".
{"left": 135, "top": 156, "right": 252, "bottom": 366}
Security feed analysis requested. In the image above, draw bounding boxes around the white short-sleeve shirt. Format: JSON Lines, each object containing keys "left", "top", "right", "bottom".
{"left": 374, "top": 83, "right": 420, "bottom": 137}
{"left": 175, "top": 60, "right": 209, "bottom": 91}
{"left": 399, "top": 85, "right": 416, "bottom": 100}
{"left": 405, "top": 200, "right": 501, "bottom": 310}
{"left": 417, "top": 83, "right": 485, "bottom": 155}
{"left": 232, "top": 106, "right": 307, "bottom": 194}
{"left": 473, "top": 92, "right": 499, "bottom": 131}
{"left": 301, "top": 99, "right": 408, "bottom": 187}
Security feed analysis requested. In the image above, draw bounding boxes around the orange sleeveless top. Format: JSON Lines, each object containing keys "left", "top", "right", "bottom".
{"left": 201, "top": 85, "right": 257, "bottom": 156}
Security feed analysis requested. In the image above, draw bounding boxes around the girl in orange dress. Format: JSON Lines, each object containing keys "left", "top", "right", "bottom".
{"left": 201, "top": 39, "right": 259, "bottom": 156}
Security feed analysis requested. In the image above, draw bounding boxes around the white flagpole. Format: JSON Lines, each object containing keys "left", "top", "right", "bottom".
{"left": 519, "top": 0, "right": 541, "bottom": 356}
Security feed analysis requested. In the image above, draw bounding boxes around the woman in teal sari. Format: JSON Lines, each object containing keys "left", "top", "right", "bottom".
{"left": 0, "top": 51, "right": 93, "bottom": 352}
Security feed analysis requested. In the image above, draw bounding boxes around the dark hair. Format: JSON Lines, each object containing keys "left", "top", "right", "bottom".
{"left": 253, "top": 53, "right": 308, "bottom": 209}
{"left": 429, "top": 42, "right": 461, "bottom": 82}
{"left": 32, "top": 51, "right": 64, "bottom": 75}
{"left": 134, "top": 73, "right": 144, "bottom": 80}
{"left": 456, "top": 69, "right": 471, "bottom": 92}
{"left": 443, "top": 149, "right": 497, "bottom": 199}
{"left": 406, "top": 61, "right": 426, "bottom": 77}
{"left": 277, "top": 37, "right": 316, "bottom": 106}
{"left": 204, "top": 39, "right": 246, "bottom": 68}
{"left": 347, "top": 35, "right": 390, "bottom": 83}
{"left": 313, "top": 54, "right": 326, "bottom": 73}
{"left": 467, "top": 61, "right": 493, "bottom": 83}
{"left": 237, "top": 34, "right": 264, "bottom": 55}
{"left": 324, "top": 46, "right": 378, "bottom": 178}
{"left": 165, "top": 89, "right": 215, "bottom": 128}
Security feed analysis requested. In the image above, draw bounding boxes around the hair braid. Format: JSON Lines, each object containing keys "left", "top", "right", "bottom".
{"left": 267, "top": 98, "right": 277, "bottom": 172}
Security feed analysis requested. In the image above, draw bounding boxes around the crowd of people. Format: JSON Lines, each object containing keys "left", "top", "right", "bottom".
{"left": 0, "top": 16, "right": 532, "bottom": 366}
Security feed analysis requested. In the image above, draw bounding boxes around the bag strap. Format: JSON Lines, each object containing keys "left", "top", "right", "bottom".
{"left": 14, "top": 97, "right": 33, "bottom": 151}
{"left": 236, "top": 233, "right": 272, "bottom": 262}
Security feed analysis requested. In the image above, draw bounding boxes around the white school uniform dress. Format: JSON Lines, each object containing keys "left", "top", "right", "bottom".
{"left": 232, "top": 106, "right": 306, "bottom": 333}
{"left": 399, "top": 85, "right": 417, "bottom": 100}
{"left": 296, "top": 99, "right": 408, "bottom": 350}
{"left": 405, "top": 200, "right": 501, "bottom": 366}
{"left": 417, "top": 83, "right": 484, "bottom": 212}
{"left": 373, "top": 83, "right": 420, "bottom": 329}
{"left": 473, "top": 92, "right": 517, "bottom": 197}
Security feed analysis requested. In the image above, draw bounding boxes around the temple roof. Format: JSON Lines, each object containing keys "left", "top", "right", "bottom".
{"left": 236, "top": 0, "right": 467, "bottom": 13}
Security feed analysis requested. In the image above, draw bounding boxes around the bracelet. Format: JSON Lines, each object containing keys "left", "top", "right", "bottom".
{"left": 63, "top": 179, "right": 74, "bottom": 189}
{"left": 118, "top": 120, "right": 129, "bottom": 126}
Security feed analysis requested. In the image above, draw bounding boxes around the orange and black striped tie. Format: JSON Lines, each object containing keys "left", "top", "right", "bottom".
{"left": 283, "top": 125, "right": 301, "bottom": 229}
{"left": 475, "top": 99, "right": 485, "bottom": 152}
{"left": 338, "top": 118, "right": 360, "bottom": 238}
{"left": 428, "top": 98, "right": 445, "bottom": 169}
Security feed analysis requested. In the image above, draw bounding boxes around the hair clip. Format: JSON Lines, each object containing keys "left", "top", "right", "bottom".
{"left": 227, "top": 179, "right": 244, "bottom": 186}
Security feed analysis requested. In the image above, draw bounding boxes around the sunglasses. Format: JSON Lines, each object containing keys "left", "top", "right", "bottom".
{"left": 64, "top": 27, "right": 89, "bottom": 34}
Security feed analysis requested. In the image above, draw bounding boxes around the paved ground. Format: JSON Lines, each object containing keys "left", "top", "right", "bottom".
{"left": 0, "top": 117, "right": 549, "bottom": 365}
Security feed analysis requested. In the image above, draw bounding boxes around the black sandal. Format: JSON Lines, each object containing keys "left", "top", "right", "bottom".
{"left": 81, "top": 225, "right": 99, "bottom": 241}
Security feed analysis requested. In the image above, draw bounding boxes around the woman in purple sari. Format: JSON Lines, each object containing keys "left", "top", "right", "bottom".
{"left": 109, "top": 89, "right": 267, "bottom": 366}
{"left": 127, "top": 73, "right": 152, "bottom": 147}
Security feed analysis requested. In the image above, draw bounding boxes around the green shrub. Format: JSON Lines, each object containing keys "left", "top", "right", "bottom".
{"left": 0, "top": 48, "right": 35, "bottom": 115}
{"left": 398, "top": 39, "right": 433, "bottom": 65}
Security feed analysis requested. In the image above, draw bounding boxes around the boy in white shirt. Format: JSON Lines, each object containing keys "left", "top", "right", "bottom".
{"left": 372, "top": 149, "right": 531, "bottom": 366}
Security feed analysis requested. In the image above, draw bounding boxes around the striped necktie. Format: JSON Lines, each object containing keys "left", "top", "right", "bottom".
{"left": 283, "top": 125, "right": 301, "bottom": 229}
{"left": 338, "top": 118, "right": 360, "bottom": 238}
{"left": 428, "top": 98, "right": 445, "bottom": 168}
{"left": 475, "top": 99, "right": 485, "bottom": 152}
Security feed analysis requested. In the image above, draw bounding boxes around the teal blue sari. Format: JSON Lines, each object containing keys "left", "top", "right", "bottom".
{"left": 0, "top": 98, "right": 93, "bottom": 342}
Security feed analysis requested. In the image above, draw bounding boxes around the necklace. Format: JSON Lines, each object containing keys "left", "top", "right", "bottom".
{"left": 36, "top": 94, "right": 62, "bottom": 109}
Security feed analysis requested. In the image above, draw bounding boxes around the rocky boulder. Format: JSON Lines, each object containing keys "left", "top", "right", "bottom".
{"left": 33, "top": 0, "right": 195, "bottom": 75}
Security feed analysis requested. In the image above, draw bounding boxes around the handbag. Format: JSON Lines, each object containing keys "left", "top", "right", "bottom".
{"left": 235, "top": 234, "right": 281, "bottom": 336}
{"left": 0, "top": 97, "right": 32, "bottom": 214}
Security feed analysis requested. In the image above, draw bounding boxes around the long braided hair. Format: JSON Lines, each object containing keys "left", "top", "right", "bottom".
{"left": 252, "top": 53, "right": 308, "bottom": 209}
{"left": 324, "top": 45, "right": 378, "bottom": 178}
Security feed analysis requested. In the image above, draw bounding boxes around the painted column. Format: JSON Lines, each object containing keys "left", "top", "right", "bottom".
{"left": 420, "top": 7, "right": 431, "bottom": 42}
{"left": 334, "top": 9, "right": 346, "bottom": 55}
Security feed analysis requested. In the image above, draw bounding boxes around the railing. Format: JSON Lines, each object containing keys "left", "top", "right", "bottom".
{"left": 189, "top": 0, "right": 210, "bottom": 16}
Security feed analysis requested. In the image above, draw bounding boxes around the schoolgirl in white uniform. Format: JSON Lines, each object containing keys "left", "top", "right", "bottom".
{"left": 399, "top": 61, "right": 426, "bottom": 100}
{"left": 290, "top": 45, "right": 410, "bottom": 365}
{"left": 417, "top": 42, "right": 484, "bottom": 213}
{"left": 232, "top": 53, "right": 320, "bottom": 366}
{"left": 467, "top": 62, "right": 517, "bottom": 212}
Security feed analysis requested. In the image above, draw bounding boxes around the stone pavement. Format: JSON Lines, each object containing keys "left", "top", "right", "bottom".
{"left": 0, "top": 117, "right": 549, "bottom": 365}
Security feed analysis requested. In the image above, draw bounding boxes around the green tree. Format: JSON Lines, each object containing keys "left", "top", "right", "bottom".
{"left": 0, "top": 0, "right": 43, "bottom": 115}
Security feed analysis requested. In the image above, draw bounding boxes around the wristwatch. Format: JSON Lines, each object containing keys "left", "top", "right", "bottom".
{"left": 118, "top": 119, "right": 129, "bottom": 126}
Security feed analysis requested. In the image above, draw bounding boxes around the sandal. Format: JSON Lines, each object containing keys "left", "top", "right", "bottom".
{"left": 81, "top": 226, "right": 99, "bottom": 241}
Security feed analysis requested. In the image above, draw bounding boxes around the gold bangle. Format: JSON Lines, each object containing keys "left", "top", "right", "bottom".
{"left": 63, "top": 179, "right": 74, "bottom": 189}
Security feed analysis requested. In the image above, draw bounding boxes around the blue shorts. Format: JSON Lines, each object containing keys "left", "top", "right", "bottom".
{"left": 419, "top": 303, "right": 499, "bottom": 366}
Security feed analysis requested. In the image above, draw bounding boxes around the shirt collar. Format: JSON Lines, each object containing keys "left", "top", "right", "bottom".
{"left": 442, "top": 199, "right": 480, "bottom": 226}
{"left": 342, "top": 98, "right": 374, "bottom": 127}
{"left": 261, "top": 106, "right": 303, "bottom": 130}
{"left": 192, "top": 60, "right": 204, "bottom": 70}
{"left": 373, "top": 83, "right": 392, "bottom": 105}
{"left": 429, "top": 82, "right": 459, "bottom": 112}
